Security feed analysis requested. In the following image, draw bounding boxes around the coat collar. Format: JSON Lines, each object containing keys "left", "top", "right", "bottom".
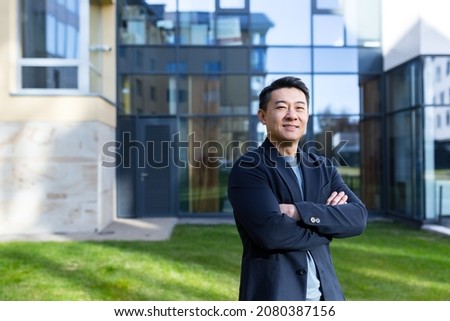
{"left": 260, "top": 138, "right": 321, "bottom": 202}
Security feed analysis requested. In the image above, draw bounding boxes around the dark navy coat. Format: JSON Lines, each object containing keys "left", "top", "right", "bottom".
{"left": 227, "top": 138, "right": 368, "bottom": 301}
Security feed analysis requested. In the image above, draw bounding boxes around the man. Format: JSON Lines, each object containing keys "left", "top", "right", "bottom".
{"left": 227, "top": 76, "right": 367, "bottom": 301}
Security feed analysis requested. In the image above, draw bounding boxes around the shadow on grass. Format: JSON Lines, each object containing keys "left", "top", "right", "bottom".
{"left": 0, "top": 247, "right": 150, "bottom": 300}
{"left": 0, "top": 224, "right": 242, "bottom": 301}
{"left": 331, "top": 222, "right": 450, "bottom": 300}
{"left": 1, "top": 222, "right": 448, "bottom": 301}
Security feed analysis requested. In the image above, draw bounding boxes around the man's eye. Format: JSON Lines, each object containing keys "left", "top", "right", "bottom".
{"left": 276, "top": 106, "right": 286, "bottom": 109}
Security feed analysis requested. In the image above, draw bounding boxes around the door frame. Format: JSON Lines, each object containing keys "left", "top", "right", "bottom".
{"left": 136, "top": 117, "right": 178, "bottom": 217}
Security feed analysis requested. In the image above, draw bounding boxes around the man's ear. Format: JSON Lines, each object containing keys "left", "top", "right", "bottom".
{"left": 257, "top": 109, "right": 266, "bottom": 124}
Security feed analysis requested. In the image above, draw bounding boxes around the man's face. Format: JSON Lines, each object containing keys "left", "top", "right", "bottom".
{"left": 258, "top": 87, "right": 309, "bottom": 146}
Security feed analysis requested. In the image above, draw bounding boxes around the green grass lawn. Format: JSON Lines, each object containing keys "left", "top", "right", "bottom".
{"left": 0, "top": 221, "right": 448, "bottom": 301}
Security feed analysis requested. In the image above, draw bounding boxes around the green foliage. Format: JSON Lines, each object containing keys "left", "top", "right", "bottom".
{"left": 0, "top": 222, "right": 448, "bottom": 301}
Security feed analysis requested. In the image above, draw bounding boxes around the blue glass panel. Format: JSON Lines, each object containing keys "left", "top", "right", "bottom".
{"left": 313, "top": 75, "right": 360, "bottom": 114}
{"left": 313, "top": 14, "right": 344, "bottom": 46}
{"left": 314, "top": 48, "right": 358, "bottom": 73}
{"left": 250, "top": 0, "right": 311, "bottom": 45}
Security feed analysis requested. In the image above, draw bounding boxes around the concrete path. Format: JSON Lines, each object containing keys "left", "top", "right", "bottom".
{"left": 0, "top": 218, "right": 178, "bottom": 242}
{"left": 421, "top": 224, "right": 450, "bottom": 237}
{"left": 0, "top": 217, "right": 448, "bottom": 242}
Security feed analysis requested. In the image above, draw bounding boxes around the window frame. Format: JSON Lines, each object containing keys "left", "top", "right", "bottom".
{"left": 16, "top": 0, "right": 90, "bottom": 94}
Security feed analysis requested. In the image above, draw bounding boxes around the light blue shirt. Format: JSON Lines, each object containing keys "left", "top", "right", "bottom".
{"left": 283, "top": 156, "right": 322, "bottom": 301}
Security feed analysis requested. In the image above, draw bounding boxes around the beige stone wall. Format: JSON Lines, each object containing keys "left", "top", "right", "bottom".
{"left": 0, "top": 0, "right": 117, "bottom": 235}
{"left": 0, "top": 122, "right": 116, "bottom": 234}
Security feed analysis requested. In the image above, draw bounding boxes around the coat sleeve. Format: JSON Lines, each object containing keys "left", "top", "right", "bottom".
{"left": 295, "top": 160, "right": 368, "bottom": 238}
{"left": 227, "top": 155, "right": 331, "bottom": 252}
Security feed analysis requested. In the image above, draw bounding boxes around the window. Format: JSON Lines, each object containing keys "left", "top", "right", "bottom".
{"left": 313, "top": 75, "right": 360, "bottom": 115}
{"left": 18, "top": 0, "right": 89, "bottom": 93}
{"left": 314, "top": 48, "right": 358, "bottom": 72}
{"left": 313, "top": 14, "right": 345, "bottom": 46}
{"left": 218, "top": 0, "right": 247, "bottom": 10}
{"left": 250, "top": 0, "right": 310, "bottom": 45}
{"left": 436, "top": 66, "right": 441, "bottom": 82}
{"left": 120, "top": 75, "right": 178, "bottom": 115}
{"left": 387, "top": 61, "right": 420, "bottom": 110}
{"left": 179, "top": 116, "right": 249, "bottom": 213}
{"left": 388, "top": 112, "right": 414, "bottom": 215}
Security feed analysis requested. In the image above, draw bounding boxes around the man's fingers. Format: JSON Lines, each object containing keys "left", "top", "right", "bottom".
{"left": 326, "top": 191, "right": 338, "bottom": 205}
{"left": 340, "top": 194, "right": 348, "bottom": 205}
{"left": 327, "top": 191, "right": 348, "bottom": 205}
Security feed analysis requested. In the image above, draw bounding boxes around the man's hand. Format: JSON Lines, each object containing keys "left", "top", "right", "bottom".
{"left": 326, "top": 191, "right": 348, "bottom": 205}
{"left": 279, "top": 203, "right": 300, "bottom": 221}
{"left": 279, "top": 191, "right": 348, "bottom": 221}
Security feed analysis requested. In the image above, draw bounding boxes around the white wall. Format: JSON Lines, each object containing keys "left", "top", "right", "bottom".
{"left": 382, "top": 0, "right": 450, "bottom": 71}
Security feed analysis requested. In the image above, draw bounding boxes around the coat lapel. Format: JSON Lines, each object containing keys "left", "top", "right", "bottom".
{"left": 261, "top": 138, "right": 304, "bottom": 202}
{"left": 298, "top": 149, "right": 322, "bottom": 202}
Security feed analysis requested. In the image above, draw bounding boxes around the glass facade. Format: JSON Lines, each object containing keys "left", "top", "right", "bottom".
{"left": 423, "top": 57, "right": 450, "bottom": 222}
{"left": 384, "top": 56, "right": 450, "bottom": 222}
{"left": 116, "top": 0, "right": 385, "bottom": 217}
{"left": 360, "top": 77, "right": 382, "bottom": 210}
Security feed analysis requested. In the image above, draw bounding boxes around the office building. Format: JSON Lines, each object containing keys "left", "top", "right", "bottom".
{"left": 1, "top": 0, "right": 449, "bottom": 235}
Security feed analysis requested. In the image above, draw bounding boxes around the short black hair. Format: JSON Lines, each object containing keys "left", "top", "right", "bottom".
{"left": 259, "top": 76, "right": 310, "bottom": 111}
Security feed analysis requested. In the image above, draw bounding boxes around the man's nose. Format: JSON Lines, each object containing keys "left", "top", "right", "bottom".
{"left": 284, "top": 108, "right": 298, "bottom": 119}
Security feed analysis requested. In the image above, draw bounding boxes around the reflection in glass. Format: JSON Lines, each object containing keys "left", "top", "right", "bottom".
{"left": 219, "top": 0, "right": 246, "bottom": 9}
{"left": 21, "top": 0, "right": 80, "bottom": 58}
{"left": 120, "top": 75, "right": 177, "bottom": 115}
{"left": 313, "top": 75, "right": 360, "bottom": 115}
{"left": 357, "top": 48, "right": 383, "bottom": 75}
{"left": 314, "top": 48, "right": 357, "bottom": 73}
{"left": 388, "top": 112, "right": 413, "bottom": 214}
{"left": 215, "top": 15, "right": 249, "bottom": 45}
{"left": 179, "top": 12, "right": 213, "bottom": 45}
{"left": 120, "top": 1, "right": 176, "bottom": 45}
{"left": 179, "top": 117, "right": 249, "bottom": 213}
{"left": 178, "top": 75, "right": 249, "bottom": 114}
{"left": 249, "top": 12, "right": 274, "bottom": 45}
{"left": 250, "top": 0, "right": 311, "bottom": 45}
{"left": 178, "top": 0, "right": 213, "bottom": 12}
{"left": 260, "top": 48, "right": 311, "bottom": 73}
{"left": 361, "top": 117, "right": 381, "bottom": 209}
{"left": 423, "top": 56, "right": 450, "bottom": 105}
{"left": 119, "top": 0, "right": 253, "bottom": 46}
{"left": 316, "top": 0, "right": 341, "bottom": 10}
{"left": 362, "top": 77, "right": 381, "bottom": 114}
{"left": 308, "top": 116, "right": 361, "bottom": 195}
{"left": 118, "top": 47, "right": 177, "bottom": 73}
{"left": 386, "top": 60, "right": 420, "bottom": 111}
{"left": 345, "top": 0, "right": 381, "bottom": 47}
{"left": 424, "top": 107, "right": 450, "bottom": 221}
{"left": 179, "top": 47, "right": 248, "bottom": 73}
{"left": 313, "top": 14, "right": 344, "bottom": 46}
{"left": 22, "top": 67, "right": 77, "bottom": 89}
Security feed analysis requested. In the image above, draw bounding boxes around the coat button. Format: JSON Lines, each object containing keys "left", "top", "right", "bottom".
{"left": 296, "top": 269, "right": 307, "bottom": 276}
{"left": 310, "top": 217, "right": 320, "bottom": 224}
